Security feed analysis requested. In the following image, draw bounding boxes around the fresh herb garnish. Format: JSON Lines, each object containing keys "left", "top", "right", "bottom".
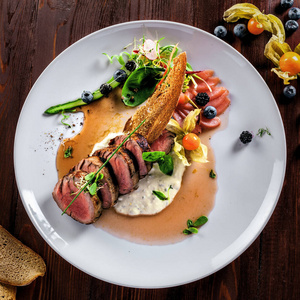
{"left": 61, "top": 111, "right": 71, "bottom": 127}
{"left": 64, "top": 146, "right": 73, "bottom": 158}
{"left": 84, "top": 173, "right": 104, "bottom": 196}
{"left": 183, "top": 216, "right": 208, "bottom": 235}
{"left": 209, "top": 169, "right": 216, "bottom": 179}
{"left": 152, "top": 185, "right": 173, "bottom": 201}
{"left": 62, "top": 119, "right": 146, "bottom": 215}
{"left": 44, "top": 37, "right": 181, "bottom": 115}
{"left": 142, "top": 151, "right": 174, "bottom": 176}
{"left": 122, "top": 66, "right": 165, "bottom": 107}
{"left": 257, "top": 127, "right": 271, "bottom": 137}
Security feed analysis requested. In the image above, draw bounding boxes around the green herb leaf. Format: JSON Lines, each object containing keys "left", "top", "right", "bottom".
{"left": 183, "top": 227, "right": 198, "bottom": 235}
{"left": 64, "top": 146, "right": 73, "bottom": 158}
{"left": 152, "top": 190, "right": 168, "bottom": 201}
{"left": 85, "top": 172, "right": 95, "bottom": 181}
{"left": 257, "top": 127, "right": 271, "bottom": 137}
{"left": 193, "top": 216, "right": 208, "bottom": 227}
{"left": 158, "top": 154, "right": 174, "bottom": 176}
{"left": 96, "top": 173, "right": 104, "bottom": 182}
{"left": 183, "top": 215, "right": 208, "bottom": 235}
{"left": 88, "top": 182, "right": 98, "bottom": 196}
{"left": 122, "top": 66, "right": 164, "bottom": 107}
{"left": 209, "top": 169, "right": 216, "bottom": 179}
{"left": 142, "top": 151, "right": 166, "bottom": 162}
{"left": 187, "top": 219, "right": 194, "bottom": 228}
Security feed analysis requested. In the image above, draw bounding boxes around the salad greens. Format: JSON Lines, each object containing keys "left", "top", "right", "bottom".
{"left": 142, "top": 151, "right": 174, "bottom": 176}
{"left": 44, "top": 37, "right": 181, "bottom": 115}
{"left": 122, "top": 66, "right": 164, "bottom": 107}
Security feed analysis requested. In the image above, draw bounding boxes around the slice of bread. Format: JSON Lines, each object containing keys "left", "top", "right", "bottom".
{"left": 124, "top": 52, "right": 187, "bottom": 144}
{"left": 0, "top": 282, "right": 17, "bottom": 300}
{"left": 0, "top": 226, "right": 46, "bottom": 286}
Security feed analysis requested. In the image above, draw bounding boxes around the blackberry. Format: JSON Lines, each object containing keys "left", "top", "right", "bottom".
{"left": 81, "top": 90, "right": 94, "bottom": 104}
{"left": 99, "top": 83, "right": 112, "bottom": 96}
{"left": 195, "top": 92, "right": 210, "bottom": 106}
{"left": 125, "top": 60, "right": 136, "bottom": 72}
{"left": 113, "top": 69, "right": 127, "bottom": 82}
{"left": 285, "top": 20, "right": 299, "bottom": 33}
{"left": 239, "top": 131, "right": 253, "bottom": 144}
{"left": 214, "top": 26, "right": 227, "bottom": 38}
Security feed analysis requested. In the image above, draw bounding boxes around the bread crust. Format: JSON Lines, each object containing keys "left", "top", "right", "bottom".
{"left": 0, "top": 226, "right": 46, "bottom": 286}
{"left": 0, "top": 282, "right": 17, "bottom": 300}
{"left": 123, "top": 52, "right": 187, "bottom": 143}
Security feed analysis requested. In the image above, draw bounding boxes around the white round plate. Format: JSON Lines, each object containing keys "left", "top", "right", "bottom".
{"left": 14, "top": 21, "right": 286, "bottom": 288}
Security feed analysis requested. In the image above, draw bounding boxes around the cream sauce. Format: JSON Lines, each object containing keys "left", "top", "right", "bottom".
{"left": 92, "top": 133, "right": 185, "bottom": 216}
{"left": 56, "top": 88, "right": 220, "bottom": 245}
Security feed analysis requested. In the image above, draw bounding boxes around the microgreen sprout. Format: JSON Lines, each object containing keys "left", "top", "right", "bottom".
{"left": 183, "top": 216, "right": 208, "bottom": 235}
{"left": 257, "top": 127, "right": 271, "bottom": 137}
{"left": 209, "top": 169, "right": 217, "bottom": 179}
{"left": 61, "top": 111, "right": 71, "bottom": 127}
{"left": 152, "top": 185, "right": 173, "bottom": 201}
{"left": 64, "top": 146, "right": 73, "bottom": 158}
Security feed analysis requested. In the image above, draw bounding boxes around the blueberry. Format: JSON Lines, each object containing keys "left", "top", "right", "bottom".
{"left": 125, "top": 60, "right": 136, "bottom": 72}
{"left": 203, "top": 106, "right": 217, "bottom": 119}
{"left": 113, "top": 69, "right": 127, "bottom": 82}
{"left": 81, "top": 90, "right": 93, "bottom": 104}
{"left": 239, "top": 131, "right": 253, "bottom": 144}
{"left": 99, "top": 83, "right": 112, "bottom": 96}
{"left": 195, "top": 92, "right": 210, "bottom": 106}
{"left": 281, "top": 0, "right": 294, "bottom": 8}
{"left": 285, "top": 20, "right": 299, "bottom": 33}
{"left": 288, "top": 7, "right": 300, "bottom": 20}
{"left": 233, "top": 24, "right": 248, "bottom": 38}
{"left": 283, "top": 85, "right": 296, "bottom": 98}
{"left": 214, "top": 26, "right": 227, "bottom": 38}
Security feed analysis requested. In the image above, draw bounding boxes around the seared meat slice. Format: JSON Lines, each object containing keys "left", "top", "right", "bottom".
{"left": 52, "top": 170, "right": 102, "bottom": 224}
{"left": 73, "top": 156, "right": 118, "bottom": 209}
{"left": 93, "top": 146, "right": 139, "bottom": 194}
{"left": 110, "top": 133, "right": 152, "bottom": 178}
{"left": 150, "top": 129, "right": 175, "bottom": 154}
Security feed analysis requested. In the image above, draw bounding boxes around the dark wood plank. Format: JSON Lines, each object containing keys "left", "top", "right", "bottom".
{"left": 0, "top": 0, "right": 299, "bottom": 299}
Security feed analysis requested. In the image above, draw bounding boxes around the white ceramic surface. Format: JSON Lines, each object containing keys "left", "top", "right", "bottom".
{"left": 14, "top": 21, "right": 286, "bottom": 288}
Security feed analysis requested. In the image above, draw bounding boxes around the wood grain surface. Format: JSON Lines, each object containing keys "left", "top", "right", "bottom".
{"left": 0, "top": 0, "right": 299, "bottom": 299}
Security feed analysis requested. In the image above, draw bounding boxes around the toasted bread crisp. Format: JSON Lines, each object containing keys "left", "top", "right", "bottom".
{"left": 0, "top": 282, "right": 16, "bottom": 300}
{"left": 0, "top": 226, "right": 46, "bottom": 286}
{"left": 123, "top": 52, "right": 187, "bottom": 144}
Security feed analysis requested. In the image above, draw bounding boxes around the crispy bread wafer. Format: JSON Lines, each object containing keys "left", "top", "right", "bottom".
{"left": 123, "top": 52, "right": 187, "bottom": 143}
{"left": 0, "top": 226, "right": 46, "bottom": 286}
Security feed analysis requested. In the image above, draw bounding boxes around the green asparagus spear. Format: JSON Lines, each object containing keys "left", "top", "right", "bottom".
{"left": 44, "top": 67, "right": 129, "bottom": 115}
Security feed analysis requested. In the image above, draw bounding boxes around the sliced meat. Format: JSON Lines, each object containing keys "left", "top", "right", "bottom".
{"left": 73, "top": 156, "right": 118, "bottom": 209}
{"left": 150, "top": 129, "right": 175, "bottom": 154}
{"left": 110, "top": 133, "right": 152, "bottom": 178}
{"left": 93, "top": 146, "right": 139, "bottom": 194}
{"left": 52, "top": 170, "right": 102, "bottom": 224}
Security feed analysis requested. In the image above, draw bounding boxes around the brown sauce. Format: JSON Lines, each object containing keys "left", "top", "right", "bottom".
{"left": 56, "top": 89, "right": 221, "bottom": 245}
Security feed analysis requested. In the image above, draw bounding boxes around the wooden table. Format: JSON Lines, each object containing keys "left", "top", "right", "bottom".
{"left": 1, "top": 0, "right": 299, "bottom": 299}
